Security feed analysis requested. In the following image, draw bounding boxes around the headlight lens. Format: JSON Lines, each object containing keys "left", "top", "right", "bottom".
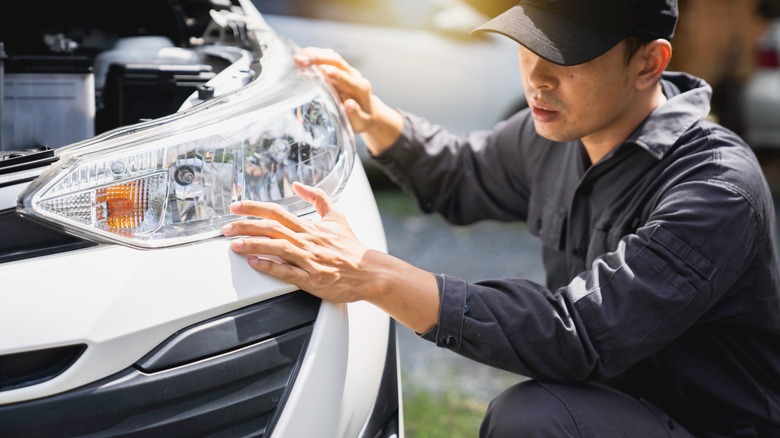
{"left": 17, "top": 68, "right": 355, "bottom": 249}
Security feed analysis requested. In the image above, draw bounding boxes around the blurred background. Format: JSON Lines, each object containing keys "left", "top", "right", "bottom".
{"left": 253, "top": 1, "right": 780, "bottom": 436}
{"left": 257, "top": 0, "right": 780, "bottom": 191}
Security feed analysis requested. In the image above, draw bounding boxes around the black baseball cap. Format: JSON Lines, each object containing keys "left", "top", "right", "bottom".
{"left": 472, "top": 0, "right": 678, "bottom": 66}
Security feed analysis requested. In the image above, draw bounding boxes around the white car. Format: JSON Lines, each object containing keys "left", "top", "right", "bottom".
{"left": 742, "top": 17, "right": 780, "bottom": 149}
{"left": 256, "top": 0, "right": 526, "bottom": 168}
{"left": 0, "top": 1, "right": 399, "bottom": 437}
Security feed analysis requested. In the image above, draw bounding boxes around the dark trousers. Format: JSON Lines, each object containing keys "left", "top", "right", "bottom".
{"left": 480, "top": 380, "right": 697, "bottom": 438}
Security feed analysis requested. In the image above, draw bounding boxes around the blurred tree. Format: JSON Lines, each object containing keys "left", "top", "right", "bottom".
{"left": 760, "top": 0, "right": 780, "bottom": 17}
{"left": 667, "top": 0, "right": 770, "bottom": 135}
{"left": 460, "top": 0, "right": 517, "bottom": 18}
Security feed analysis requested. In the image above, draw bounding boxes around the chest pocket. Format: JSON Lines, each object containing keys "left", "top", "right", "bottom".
{"left": 527, "top": 193, "right": 567, "bottom": 251}
{"left": 588, "top": 215, "right": 645, "bottom": 264}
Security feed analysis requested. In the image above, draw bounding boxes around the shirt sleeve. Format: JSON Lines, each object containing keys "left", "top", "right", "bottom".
{"left": 371, "top": 110, "right": 533, "bottom": 224}
{"left": 421, "top": 177, "right": 765, "bottom": 382}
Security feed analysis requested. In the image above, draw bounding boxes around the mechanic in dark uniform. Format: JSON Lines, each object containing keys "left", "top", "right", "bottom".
{"left": 224, "top": 0, "right": 780, "bottom": 435}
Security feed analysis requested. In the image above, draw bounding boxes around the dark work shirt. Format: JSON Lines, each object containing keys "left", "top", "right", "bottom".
{"left": 373, "top": 72, "right": 780, "bottom": 436}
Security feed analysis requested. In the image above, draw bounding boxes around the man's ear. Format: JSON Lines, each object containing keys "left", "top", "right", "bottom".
{"left": 635, "top": 39, "right": 672, "bottom": 90}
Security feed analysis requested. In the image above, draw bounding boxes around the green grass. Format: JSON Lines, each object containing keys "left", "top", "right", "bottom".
{"left": 402, "top": 385, "right": 488, "bottom": 438}
{"left": 372, "top": 189, "right": 422, "bottom": 217}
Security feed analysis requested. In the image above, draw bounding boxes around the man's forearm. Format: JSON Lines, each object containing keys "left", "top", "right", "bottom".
{"left": 362, "top": 249, "right": 440, "bottom": 334}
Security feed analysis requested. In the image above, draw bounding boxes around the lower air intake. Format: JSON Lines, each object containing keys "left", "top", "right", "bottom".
{"left": 0, "top": 291, "right": 320, "bottom": 437}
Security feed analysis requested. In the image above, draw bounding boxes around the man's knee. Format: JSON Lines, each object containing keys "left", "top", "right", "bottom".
{"left": 480, "top": 380, "right": 579, "bottom": 438}
{"left": 479, "top": 380, "right": 696, "bottom": 438}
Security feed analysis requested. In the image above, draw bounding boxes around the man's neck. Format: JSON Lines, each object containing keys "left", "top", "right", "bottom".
{"left": 582, "top": 85, "right": 667, "bottom": 164}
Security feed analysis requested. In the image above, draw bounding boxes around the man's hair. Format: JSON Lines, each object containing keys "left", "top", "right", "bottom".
{"left": 624, "top": 36, "right": 649, "bottom": 66}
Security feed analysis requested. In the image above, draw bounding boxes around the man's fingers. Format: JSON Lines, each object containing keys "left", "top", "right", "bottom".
{"left": 230, "top": 236, "right": 311, "bottom": 268}
{"left": 292, "top": 183, "right": 335, "bottom": 219}
{"left": 295, "top": 47, "right": 375, "bottom": 134}
{"left": 295, "top": 47, "right": 360, "bottom": 76}
{"left": 316, "top": 65, "right": 372, "bottom": 130}
{"left": 229, "top": 201, "right": 304, "bottom": 232}
{"left": 319, "top": 64, "right": 362, "bottom": 89}
{"left": 223, "top": 218, "right": 304, "bottom": 245}
{"left": 342, "top": 99, "right": 373, "bottom": 132}
{"left": 319, "top": 65, "right": 371, "bottom": 104}
{"left": 224, "top": 183, "right": 341, "bottom": 240}
{"left": 248, "top": 256, "right": 311, "bottom": 289}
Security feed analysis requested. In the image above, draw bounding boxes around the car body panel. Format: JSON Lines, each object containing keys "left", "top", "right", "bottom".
{"left": 743, "top": 69, "right": 780, "bottom": 148}
{"left": 742, "top": 18, "right": 780, "bottom": 150}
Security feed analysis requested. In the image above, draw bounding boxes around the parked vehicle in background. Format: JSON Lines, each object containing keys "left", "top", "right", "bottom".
{"left": 0, "top": 1, "right": 398, "bottom": 437}
{"left": 742, "top": 17, "right": 780, "bottom": 150}
{"left": 255, "top": 0, "right": 526, "bottom": 156}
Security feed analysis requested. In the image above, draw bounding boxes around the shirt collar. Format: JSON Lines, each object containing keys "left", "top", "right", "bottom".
{"left": 626, "top": 72, "right": 712, "bottom": 160}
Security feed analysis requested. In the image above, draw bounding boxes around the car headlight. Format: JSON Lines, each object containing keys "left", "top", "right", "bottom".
{"left": 17, "top": 59, "right": 355, "bottom": 249}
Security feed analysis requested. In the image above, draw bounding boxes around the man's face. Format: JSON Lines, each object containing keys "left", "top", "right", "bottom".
{"left": 518, "top": 41, "right": 637, "bottom": 148}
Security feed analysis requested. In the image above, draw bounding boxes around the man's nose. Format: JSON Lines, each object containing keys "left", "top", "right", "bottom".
{"left": 522, "top": 50, "right": 558, "bottom": 91}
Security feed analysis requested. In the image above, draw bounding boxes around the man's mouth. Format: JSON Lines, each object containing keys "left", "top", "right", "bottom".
{"left": 530, "top": 100, "right": 559, "bottom": 122}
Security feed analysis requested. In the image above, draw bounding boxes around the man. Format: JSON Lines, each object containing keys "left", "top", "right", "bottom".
{"left": 222, "top": 0, "right": 780, "bottom": 435}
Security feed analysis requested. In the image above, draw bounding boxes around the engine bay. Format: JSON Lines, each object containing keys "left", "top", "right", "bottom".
{"left": 0, "top": 0, "right": 255, "bottom": 158}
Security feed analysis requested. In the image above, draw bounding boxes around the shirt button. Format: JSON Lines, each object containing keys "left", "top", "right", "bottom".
{"left": 572, "top": 247, "right": 584, "bottom": 257}
{"left": 441, "top": 335, "right": 455, "bottom": 348}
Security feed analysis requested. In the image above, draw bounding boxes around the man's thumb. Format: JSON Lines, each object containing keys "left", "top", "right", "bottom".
{"left": 292, "top": 182, "right": 333, "bottom": 218}
{"left": 343, "top": 99, "right": 370, "bottom": 133}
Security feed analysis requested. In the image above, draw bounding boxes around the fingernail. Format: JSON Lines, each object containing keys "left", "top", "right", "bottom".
{"left": 295, "top": 54, "right": 310, "bottom": 65}
{"left": 231, "top": 239, "right": 244, "bottom": 249}
{"left": 249, "top": 256, "right": 268, "bottom": 270}
{"left": 221, "top": 223, "right": 232, "bottom": 234}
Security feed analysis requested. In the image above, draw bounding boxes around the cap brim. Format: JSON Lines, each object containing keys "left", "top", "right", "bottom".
{"left": 472, "top": 4, "right": 624, "bottom": 66}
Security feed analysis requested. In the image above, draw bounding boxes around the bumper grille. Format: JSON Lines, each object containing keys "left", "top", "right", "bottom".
{"left": 0, "top": 291, "right": 320, "bottom": 437}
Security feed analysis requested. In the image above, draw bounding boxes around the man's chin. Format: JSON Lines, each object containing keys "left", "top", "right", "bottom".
{"left": 533, "top": 124, "right": 576, "bottom": 143}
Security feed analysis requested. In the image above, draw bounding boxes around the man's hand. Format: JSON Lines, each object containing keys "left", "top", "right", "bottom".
{"left": 222, "top": 182, "right": 370, "bottom": 303}
{"left": 222, "top": 182, "right": 441, "bottom": 334}
{"left": 295, "top": 47, "right": 404, "bottom": 155}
